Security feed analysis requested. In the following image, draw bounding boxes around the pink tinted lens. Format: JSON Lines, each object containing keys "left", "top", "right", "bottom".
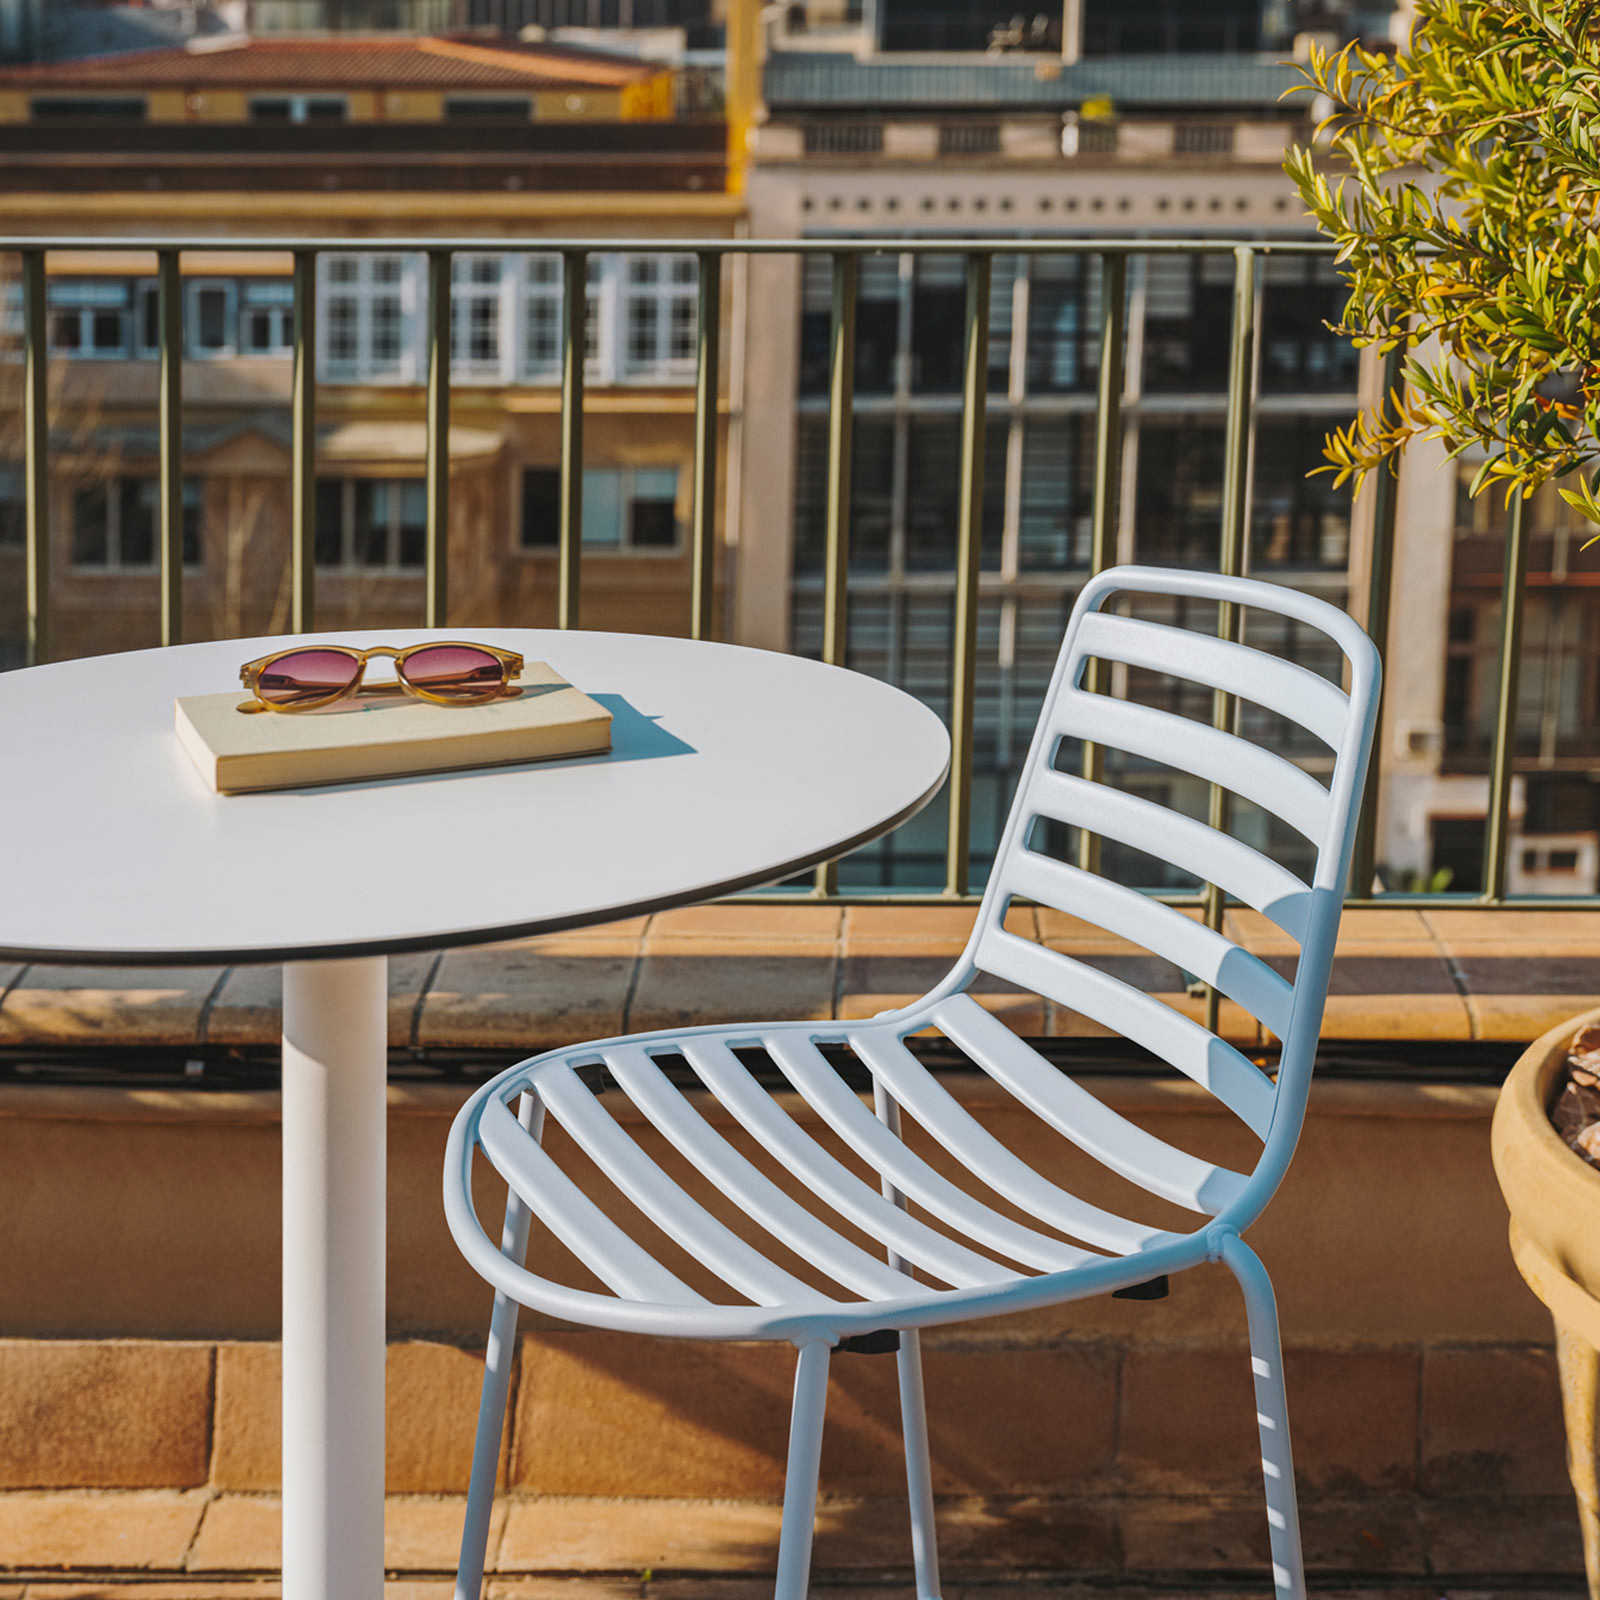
{"left": 255, "top": 648, "right": 362, "bottom": 706}
{"left": 399, "top": 645, "right": 507, "bottom": 701}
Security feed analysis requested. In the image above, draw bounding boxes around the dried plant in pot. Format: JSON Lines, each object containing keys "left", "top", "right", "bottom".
{"left": 1491, "top": 1013, "right": 1600, "bottom": 1597}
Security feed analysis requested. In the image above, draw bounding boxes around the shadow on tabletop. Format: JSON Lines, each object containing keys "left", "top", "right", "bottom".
{"left": 262, "top": 693, "right": 695, "bottom": 799}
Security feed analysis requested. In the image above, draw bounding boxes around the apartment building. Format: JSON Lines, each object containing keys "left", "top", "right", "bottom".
{"left": 0, "top": 30, "right": 735, "bottom": 659}
{"left": 730, "top": 5, "right": 1598, "bottom": 895}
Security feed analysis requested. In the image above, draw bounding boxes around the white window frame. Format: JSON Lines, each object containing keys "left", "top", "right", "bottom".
{"left": 618, "top": 252, "right": 698, "bottom": 381}
{"left": 186, "top": 277, "right": 238, "bottom": 360}
{"left": 239, "top": 278, "right": 295, "bottom": 357}
{"left": 318, "top": 253, "right": 420, "bottom": 384}
{"left": 451, "top": 252, "right": 515, "bottom": 384}
{"left": 49, "top": 279, "right": 132, "bottom": 359}
{"left": 315, "top": 476, "right": 427, "bottom": 573}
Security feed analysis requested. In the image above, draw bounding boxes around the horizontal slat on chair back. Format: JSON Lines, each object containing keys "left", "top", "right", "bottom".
{"left": 972, "top": 929, "right": 1278, "bottom": 1138}
{"left": 1027, "top": 768, "right": 1313, "bottom": 941}
{"left": 1075, "top": 611, "right": 1349, "bottom": 750}
{"left": 1053, "top": 688, "right": 1331, "bottom": 843}
{"left": 997, "top": 850, "right": 1296, "bottom": 1039}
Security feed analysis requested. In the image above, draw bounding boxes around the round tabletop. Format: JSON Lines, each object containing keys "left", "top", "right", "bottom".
{"left": 0, "top": 629, "right": 951, "bottom": 965}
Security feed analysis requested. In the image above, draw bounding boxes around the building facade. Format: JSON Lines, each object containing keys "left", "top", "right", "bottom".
{"left": 0, "top": 32, "right": 736, "bottom": 663}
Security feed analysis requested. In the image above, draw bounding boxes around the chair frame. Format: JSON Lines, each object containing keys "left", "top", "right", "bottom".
{"left": 443, "top": 565, "right": 1382, "bottom": 1600}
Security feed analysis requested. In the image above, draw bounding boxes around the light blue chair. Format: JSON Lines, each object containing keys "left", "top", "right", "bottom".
{"left": 443, "top": 565, "right": 1381, "bottom": 1600}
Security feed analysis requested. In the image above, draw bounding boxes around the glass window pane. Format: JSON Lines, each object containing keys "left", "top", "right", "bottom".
{"left": 1026, "top": 255, "right": 1098, "bottom": 395}
{"left": 909, "top": 254, "right": 965, "bottom": 394}
{"left": 1019, "top": 417, "right": 1093, "bottom": 570}
{"left": 905, "top": 417, "right": 961, "bottom": 570}
{"left": 72, "top": 484, "right": 109, "bottom": 566}
{"left": 90, "top": 309, "right": 124, "bottom": 351}
{"left": 521, "top": 467, "right": 560, "bottom": 546}
{"left": 398, "top": 481, "right": 426, "bottom": 568}
{"left": 1251, "top": 418, "right": 1354, "bottom": 570}
{"left": 1134, "top": 420, "right": 1225, "bottom": 565}
{"left": 196, "top": 287, "right": 228, "bottom": 351}
{"left": 855, "top": 255, "right": 901, "bottom": 395}
{"left": 850, "top": 417, "right": 894, "bottom": 572}
{"left": 582, "top": 467, "right": 623, "bottom": 547}
{"left": 1143, "top": 256, "right": 1231, "bottom": 392}
{"left": 315, "top": 478, "right": 344, "bottom": 566}
{"left": 121, "top": 479, "right": 155, "bottom": 567}
{"left": 354, "top": 481, "right": 385, "bottom": 566}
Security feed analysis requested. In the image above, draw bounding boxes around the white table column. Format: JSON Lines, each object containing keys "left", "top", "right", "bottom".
{"left": 282, "top": 956, "right": 388, "bottom": 1600}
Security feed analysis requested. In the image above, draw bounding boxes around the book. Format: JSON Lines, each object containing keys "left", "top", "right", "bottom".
{"left": 174, "top": 660, "right": 612, "bottom": 794}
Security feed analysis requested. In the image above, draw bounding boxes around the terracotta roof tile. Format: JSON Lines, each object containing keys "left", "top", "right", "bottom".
{"left": 0, "top": 35, "right": 659, "bottom": 91}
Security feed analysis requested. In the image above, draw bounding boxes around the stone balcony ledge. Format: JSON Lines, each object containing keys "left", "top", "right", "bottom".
{"left": 0, "top": 905, "right": 1596, "bottom": 1056}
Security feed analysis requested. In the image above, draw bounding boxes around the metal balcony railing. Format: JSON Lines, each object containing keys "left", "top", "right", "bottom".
{"left": 0, "top": 234, "right": 1576, "bottom": 932}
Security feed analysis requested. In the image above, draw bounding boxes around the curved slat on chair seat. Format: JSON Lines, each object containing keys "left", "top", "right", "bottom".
{"left": 1076, "top": 610, "right": 1349, "bottom": 750}
{"left": 681, "top": 1037, "right": 1018, "bottom": 1290}
{"left": 602, "top": 1046, "right": 917, "bottom": 1301}
{"left": 931, "top": 994, "right": 1250, "bottom": 1215}
{"left": 974, "top": 929, "right": 1278, "bottom": 1139}
{"left": 847, "top": 1030, "right": 1170, "bottom": 1255}
{"left": 479, "top": 1094, "right": 706, "bottom": 1306}
{"left": 538, "top": 1064, "right": 831, "bottom": 1308}
{"left": 1053, "top": 688, "right": 1331, "bottom": 844}
{"left": 762, "top": 1034, "right": 1098, "bottom": 1273}
{"left": 1027, "top": 769, "right": 1313, "bottom": 942}
{"left": 999, "top": 851, "right": 1297, "bottom": 1039}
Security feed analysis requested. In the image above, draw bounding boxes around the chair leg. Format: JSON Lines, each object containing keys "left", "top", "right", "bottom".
{"left": 1220, "top": 1232, "right": 1306, "bottom": 1600}
{"left": 775, "top": 1340, "right": 832, "bottom": 1600}
{"left": 895, "top": 1330, "right": 943, "bottom": 1600}
{"left": 869, "top": 1080, "right": 944, "bottom": 1599}
{"left": 455, "top": 1092, "right": 545, "bottom": 1600}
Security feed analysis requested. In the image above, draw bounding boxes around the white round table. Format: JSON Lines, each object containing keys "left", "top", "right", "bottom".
{"left": 0, "top": 627, "right": 950, "bottom": 1600}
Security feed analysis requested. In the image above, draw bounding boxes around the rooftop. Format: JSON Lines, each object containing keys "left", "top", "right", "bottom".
{"left": 0, "top": 33, "right": 663, "bottom": 91}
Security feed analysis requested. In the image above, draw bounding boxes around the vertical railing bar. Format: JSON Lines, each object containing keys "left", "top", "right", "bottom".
{"left": 290, "top": 248, "right": 317, "bottom": 634}
{"left": 425, "top": 248, "right": 451, "bottom": 629}
{"left": 1350, "top": 340, "right": 1405, "bottom": 897}
{"left": 157, "top": 248, "right": 183, "bottom": 647}
{"left": 1075, "top": 249, "right": 1128, "bottom": 879}
{"left": 21, "top": 248, "right": 48, "bottom": 666}
{"left": 815, "top": 250, "right": 858, "bottom": 898}
{"left": 690, "top": 250, "right": 721, "bottom": 641}
{"left": 1482, "top": 490, "right": 1529, "bottom": 904}
{"left": 1204, "top": 244, "right": 1256, "bottom": 1032}
{"left": 944, "top": 250, "right": 992, "bottom": 900}
{"left": 558, "top": 249, "right": 586, "bottom": 631}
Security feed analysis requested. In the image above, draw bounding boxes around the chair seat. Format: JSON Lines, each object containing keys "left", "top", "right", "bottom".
{"left": 445, "top": 996, "right": 1236, "bottom": 1345}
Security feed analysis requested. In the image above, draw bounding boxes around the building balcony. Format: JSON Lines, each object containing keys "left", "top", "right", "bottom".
{"left": 0, "top": 230, "right": 1596, "bottom": 1596}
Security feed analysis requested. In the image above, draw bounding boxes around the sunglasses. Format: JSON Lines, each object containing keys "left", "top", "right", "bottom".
{"left": 238, "top": 642, "right": 524, "bottom": 714}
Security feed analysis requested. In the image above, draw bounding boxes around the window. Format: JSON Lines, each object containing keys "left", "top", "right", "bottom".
{"left": 250, "top": 95, "right": 347, "bottom": 122}
{"left": 240, "top": 280, "right": 295, "bottom": 354}
{"left": 135, "top": 280, "right": 160, "bottom": 357}
{"left": 186, "top": 279, "right": 236, "bottom": 358}
{"left": 1260, "top": 255, "right": 1360, "bottom": 394}
{"left": 1142, "top": 254, "right": 1233, "bottom": 392}
{"left": 49, "top": 280, "right": 131, "bottom": 357}
{"left": 518, "top": 465, "right": 680, "bottom": 552}
{"left": 0, "top": 468, "right": 23, "bottom": 546}
{"left": 320, "top": 254, "right": 412, "bottom": 381}
{"left": 314, "top": 479, "right": 426, "bottom": 571}
{"left": 31, "top": 97, "right": 144, "bottom": 120}
{"left": 71, "top": 478, "right": 201, "bottom": 570}
{"left": 620, "top": 255, "right": 697, "bottom": 377}
{"left": 1251, "top": 418, "right": 1353, "bottom": 570}
{"left": 453, "top": 254, "right": 505, "bottom": 380}
{"left": 444, "top": 97, "right": 532, "bottom": 119}
{"left": 522, "top": 255, "right": 563, "bottom": 377}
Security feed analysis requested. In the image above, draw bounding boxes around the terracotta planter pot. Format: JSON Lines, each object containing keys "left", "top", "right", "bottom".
{"left": 1492, "top": 1008, "right": 1600, "bottom": 1599}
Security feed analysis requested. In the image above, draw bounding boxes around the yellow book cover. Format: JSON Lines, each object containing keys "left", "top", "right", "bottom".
{"left": 175, "top": 661, "right": 612, "bottom": 794}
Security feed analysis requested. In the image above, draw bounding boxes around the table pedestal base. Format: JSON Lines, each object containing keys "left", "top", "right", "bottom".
{"left": 282, "top": 956, "right": 388, "bottom": 1600}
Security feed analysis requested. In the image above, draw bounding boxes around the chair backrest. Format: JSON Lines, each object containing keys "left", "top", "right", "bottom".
{"left": 927, "top": 564, "right": 1380, "bottom": 1227}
